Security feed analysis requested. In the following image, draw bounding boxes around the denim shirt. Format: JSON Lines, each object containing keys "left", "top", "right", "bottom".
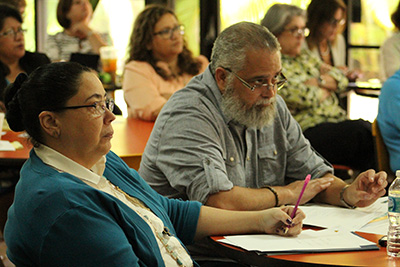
{"left": 139, "top": 66, "right": 332, "bottom": 204}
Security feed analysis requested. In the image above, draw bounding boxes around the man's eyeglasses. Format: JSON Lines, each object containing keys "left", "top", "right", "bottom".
{"left": 154, "top": 25, "right": 185, "bottom": 40}
{"left": 50, "top": 99, "right": 114, "bottom": 117}
{"left": 0, "top": 27, "right": 26, "bottom": 39}
{"left": 284, "top": 27, "right": 310, "bottom": 37}
{"left": 222, "top": 67, "right": 287, "bottom": 92}
{"left": 328, "top": 18, "right": 345, "bottom": 27}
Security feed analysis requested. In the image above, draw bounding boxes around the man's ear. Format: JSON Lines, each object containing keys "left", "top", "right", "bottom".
{"left": 38, "top": 111, "right": 61, "bottom": 139}
{"left": 215, "top": 67, "right": 227, "bottom": 93}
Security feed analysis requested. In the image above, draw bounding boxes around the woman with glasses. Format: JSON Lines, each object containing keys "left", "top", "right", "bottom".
{"left": 3, "top": 61, "right": 304, "bottom": 266}
{"left": 0, "top": 4, "right": 50, "bottom": 111}
{"left": 261, "top": 4, "right": 376, "bottom": 173}
{"left": 123, "top": 4, "right": 208, "bottom": 121}
{"left": 306, "top": 0, "right": 360, "bottom": 81}
{"left": 45, "top": 0, "right": 111, "bottom": 62}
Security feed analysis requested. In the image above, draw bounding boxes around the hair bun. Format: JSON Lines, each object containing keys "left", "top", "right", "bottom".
{"left": 4, "top": 73, "right": 28, "bottom": 132}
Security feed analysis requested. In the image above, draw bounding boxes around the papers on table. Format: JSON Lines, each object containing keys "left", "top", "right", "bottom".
{"left": 218, "top": 197, "right": 388, "bottom": 254}
{"left": 219, "top": 229, "right": 378, "bottom": 254}
{"left": 301, "top": 197, "right": 388, "bottom": 234}
{"left": 0, "top": 140, "right": 16, "bottom": 151}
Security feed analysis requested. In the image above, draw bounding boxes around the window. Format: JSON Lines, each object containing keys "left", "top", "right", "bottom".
{"left": 347, "top": 0, "right": 399, "bottom": 81}
{"left": 220, "top": 0, "right": 311, "bottom": 30}
{"left": 23, "top": 0, "right": 36, "bottom": 52}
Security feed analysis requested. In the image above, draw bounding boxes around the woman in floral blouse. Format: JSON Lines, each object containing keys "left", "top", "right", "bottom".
{"left": 261, "top": 3, "right": 376, "bottom": 172}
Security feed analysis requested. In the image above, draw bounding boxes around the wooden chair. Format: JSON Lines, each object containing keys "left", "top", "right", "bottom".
{"left": 371, "top": 119, "right": 395, "bottom": 182}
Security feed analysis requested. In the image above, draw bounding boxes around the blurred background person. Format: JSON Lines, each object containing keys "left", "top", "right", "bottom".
{"left": 380, "top": 0, "right": 400, "bottom": 81}
{"left": 0, "top": 3, "right": 49, "bottom": 111}
{"left": 123, "top": 4, "right": 208, "bottom": 121}
{"left": 0, "top": 0, "right": 25, "bottom": 16}
{"left": 45, "top": 0, "right": 111, "bottom": 62}
{"left": 3, "top": 62, "right": 304, "bottom": 266}
{"left": 377, "top": 69, "right": 400, "bottom": 173}
{"left": 306, "top": 0, "right": 360, "bottom": 81}
{"left": 261, "top": 3, "right": 375, "bottom": 172}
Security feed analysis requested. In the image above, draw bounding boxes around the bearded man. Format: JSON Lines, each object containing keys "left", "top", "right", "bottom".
{"left": 139, "top": 21, "right": 386, "bottom": 213}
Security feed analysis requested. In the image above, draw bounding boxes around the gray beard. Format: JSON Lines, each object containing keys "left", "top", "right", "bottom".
{"left": 221, "top": 85, "right": 276, "bottom": 129}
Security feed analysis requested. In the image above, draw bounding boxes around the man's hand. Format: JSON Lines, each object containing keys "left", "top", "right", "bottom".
{"left": 345, "top": 170, "right": 388, "bottom": 207}
{"left": 285, "top": 177, "right": 334, "bottom": 205}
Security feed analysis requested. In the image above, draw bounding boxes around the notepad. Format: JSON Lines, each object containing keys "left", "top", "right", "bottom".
{"left": 219, "top": 229, "right": 378, "bottom": 255}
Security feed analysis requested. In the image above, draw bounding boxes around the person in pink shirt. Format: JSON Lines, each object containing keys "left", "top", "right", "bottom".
{"left": 123, "top": 4, "right": 208, "bottom": 121}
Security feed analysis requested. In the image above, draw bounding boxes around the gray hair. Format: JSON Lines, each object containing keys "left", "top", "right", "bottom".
{"left": 210, "top": 21, "right": 280, "bottom": 74}
{"left": 260, "top": 4, "right": 306, "bottom": 36}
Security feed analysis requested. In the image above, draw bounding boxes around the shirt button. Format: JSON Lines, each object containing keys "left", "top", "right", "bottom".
{"left": 230, "top": 157, "right": 235, "bottom": 162}
{"left": 274, "top": 150, "right": 277, "bottom": 155}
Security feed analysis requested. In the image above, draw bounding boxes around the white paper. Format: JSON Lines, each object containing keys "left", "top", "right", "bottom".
{"left": 301, "top": 197, "right": 387, "bottom": 231}
{"left": 0, "top": 140, "right": 16, "bottom": 151}
{"left": 219, "top": 229, "right": 377, "bottom": 254}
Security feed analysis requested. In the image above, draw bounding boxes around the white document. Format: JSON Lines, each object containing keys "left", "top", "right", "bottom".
{"left": 301, "top": 197, "right": 387, "bottom": 231}
{"left": 0, "top": 140, "right": 16, "bottom": 151}
{"left": 219, "top": 229, "right": 378, "bottom": 254}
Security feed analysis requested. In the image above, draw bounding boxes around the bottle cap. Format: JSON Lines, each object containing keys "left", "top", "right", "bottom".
{"left": 397, "top": 170, "right": 400, "bottom": 177}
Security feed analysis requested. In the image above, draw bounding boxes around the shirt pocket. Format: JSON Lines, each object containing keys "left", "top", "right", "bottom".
{"left": 257, "top": 143, "right": 281, "bottom": 186}
{"left": 223, "top": 152, "right": 245, "bottom": 186}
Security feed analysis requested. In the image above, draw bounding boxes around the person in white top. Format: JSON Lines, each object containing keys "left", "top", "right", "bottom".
{"left": 380, "top": 1, "right": 400, "bottom": 81}
{"left": 45, "top": 0, "right": 110, "bottom": 62}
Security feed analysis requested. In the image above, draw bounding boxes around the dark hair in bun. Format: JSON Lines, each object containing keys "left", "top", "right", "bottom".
{"left": 4, "top": 62, "right": 92, "bottom": 146}
{"left": 4, "top": 73, "right": 27, "bottom": 132}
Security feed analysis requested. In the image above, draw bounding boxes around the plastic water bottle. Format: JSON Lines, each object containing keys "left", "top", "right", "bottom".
{"left": 388, "top": 170, "right": 400, "bottom": 257}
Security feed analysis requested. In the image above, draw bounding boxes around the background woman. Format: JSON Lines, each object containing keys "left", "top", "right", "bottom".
{"left": 261, "top": 4, "right": 375, "bottom": 172}
{"left": 0, "top": 3, "right": 49, "bottom": 111}
{"left": 123, "top": 4, "right": 208, "bottom": 121}
{"left": 306, "top": 0, "right": 360, "bottom": 81}
{"left": 380, "top": 0, "right": 400, "bottom": 81}
{"left": 0, "top": 0, "right": 26, "bottom": 16}
{"left": 45, "top": 0, "right": 110, "bottom": 62}
{"left": 3, "top": 62, "right": 304, "bottom": 266}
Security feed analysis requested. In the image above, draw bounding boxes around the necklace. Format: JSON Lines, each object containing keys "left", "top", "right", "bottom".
{"left": 106, "top": 179, "right": 187, "bottom": 266}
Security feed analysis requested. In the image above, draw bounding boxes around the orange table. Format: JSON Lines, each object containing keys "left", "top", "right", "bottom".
{"left": 0, "top": 131, "right": 30, "bottom": 167}
{"left": 0, "top": 116, "right": 154, "bottom": 170}
{"left": 211, "top": 232, "right": 400, "bottom": 266}
{"left": 110, "top": 116, "right": 154, "bottom": 169}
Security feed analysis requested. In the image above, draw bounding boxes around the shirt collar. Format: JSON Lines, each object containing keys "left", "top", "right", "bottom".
{"left": 34, "top": 145, "right": 106, "bottom": 185}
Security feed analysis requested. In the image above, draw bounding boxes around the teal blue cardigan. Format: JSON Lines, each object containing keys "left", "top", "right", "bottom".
{"left": 4, "top": 150, "right": 202, "bottom": 266}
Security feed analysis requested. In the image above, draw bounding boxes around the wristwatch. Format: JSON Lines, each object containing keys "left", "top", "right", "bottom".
{"left": 340, "top": 185, "right": 356, "bottom": 209}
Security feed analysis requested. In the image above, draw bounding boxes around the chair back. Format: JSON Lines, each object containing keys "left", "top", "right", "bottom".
{"left": 372, "top": 119, "right": 395, "bottom": 181}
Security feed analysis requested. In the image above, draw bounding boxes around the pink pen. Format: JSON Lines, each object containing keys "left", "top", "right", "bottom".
{"left": 284, "top": 174, "right": 311, "bottom": 234}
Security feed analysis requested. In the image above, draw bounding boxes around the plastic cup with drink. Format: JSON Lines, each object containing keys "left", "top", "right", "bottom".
{"left": 99, "top": 46, "right": 118, "bottom": 85}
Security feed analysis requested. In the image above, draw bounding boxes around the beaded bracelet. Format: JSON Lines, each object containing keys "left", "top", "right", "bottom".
{"left": 265, "top": 186, "right": 279, "bottom": 207}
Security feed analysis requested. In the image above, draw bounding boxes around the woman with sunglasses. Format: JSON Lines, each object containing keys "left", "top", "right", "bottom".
{"left": 306, "top": 0, "right": 360, "bottom": 81}
{"left": 123, "top": 4, "right": 208, "bottom": 121}
{"left": 261, "top": 4, "right": 376, "bottom": 174}
{"left": 0, "top": 4, "right": 50, "bottom": 111}
{"left": 3, "top": 62, "right": 304, "bottom": 266}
